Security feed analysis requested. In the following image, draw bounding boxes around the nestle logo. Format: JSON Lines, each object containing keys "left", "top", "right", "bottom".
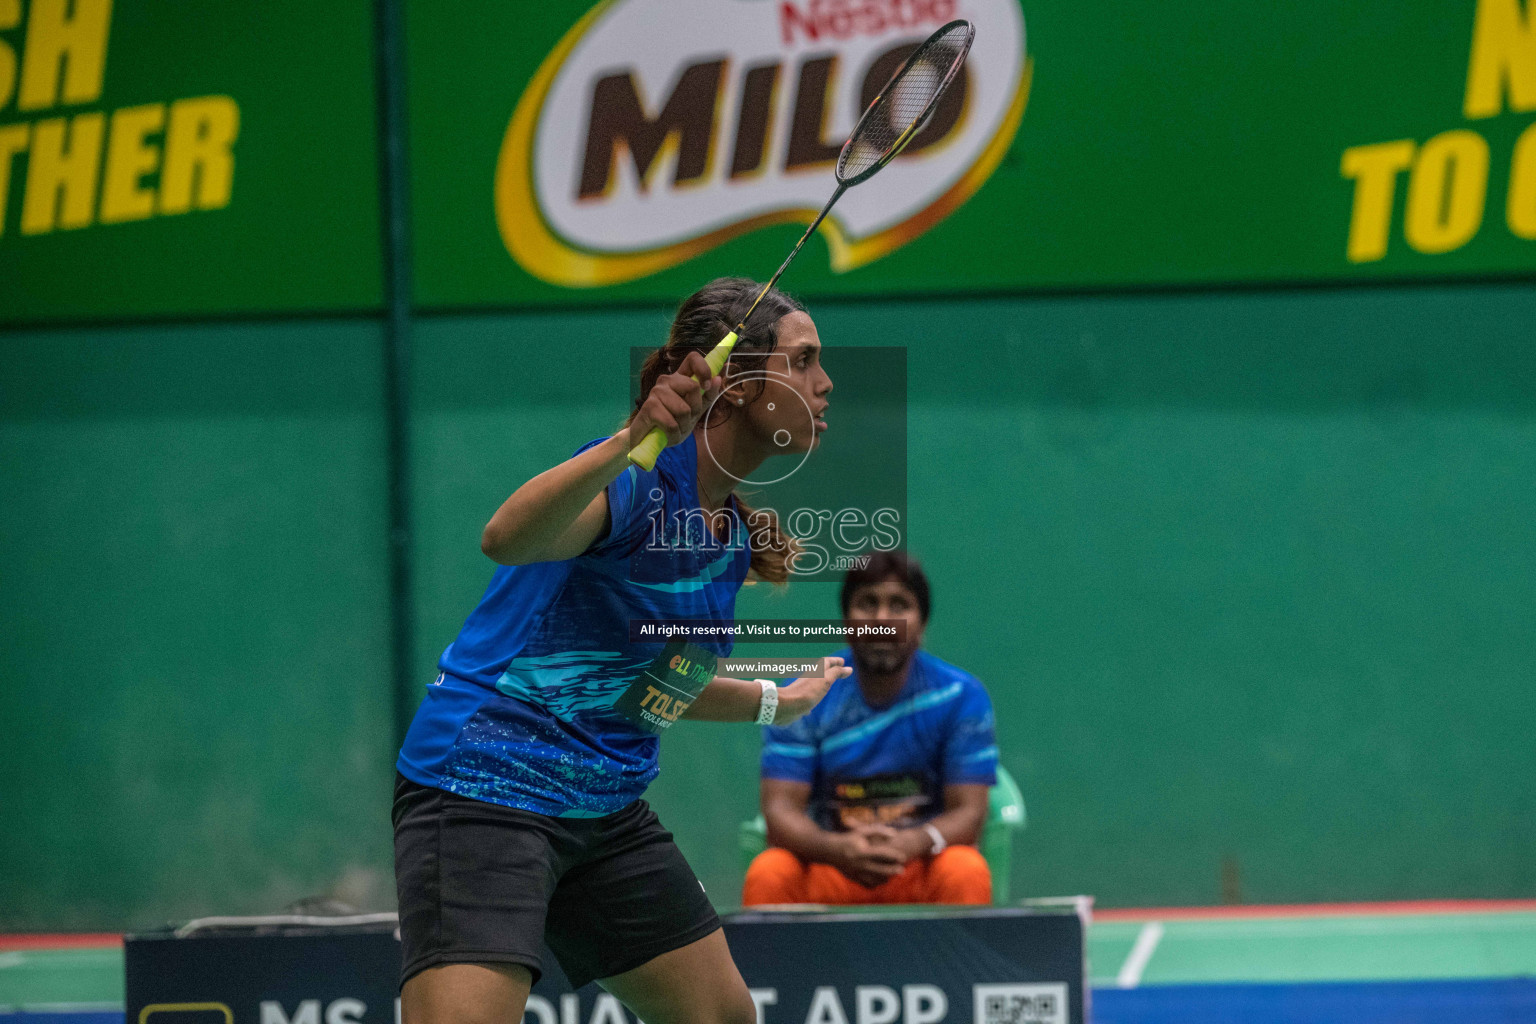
{"left": 779, "top": 0, "right": 959, "bottom": 46}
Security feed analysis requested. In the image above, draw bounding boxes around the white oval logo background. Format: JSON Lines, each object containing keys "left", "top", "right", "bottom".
{"left": 497, "top": 0, "right": 1029, "bottom": 287}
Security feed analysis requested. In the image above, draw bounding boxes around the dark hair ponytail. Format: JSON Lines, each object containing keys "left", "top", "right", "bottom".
{"left": 628, "top": 277, "right": 804, "bottom": 584}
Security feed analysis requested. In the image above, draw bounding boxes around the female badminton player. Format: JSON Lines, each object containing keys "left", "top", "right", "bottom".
{"left": 392, "top": 277, "right": 848, "bottom": 1024}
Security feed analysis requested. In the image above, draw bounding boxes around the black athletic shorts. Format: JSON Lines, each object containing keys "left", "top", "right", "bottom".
{"left": 392, "top": 773, "right": 720, "bottom": 990}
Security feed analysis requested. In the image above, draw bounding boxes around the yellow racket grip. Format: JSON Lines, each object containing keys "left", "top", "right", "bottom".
{"left": 627, "top": 331, "right": 740, "bottom": 470}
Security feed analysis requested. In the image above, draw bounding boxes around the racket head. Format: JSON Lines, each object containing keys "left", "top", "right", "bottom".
{"left": 836, "top": 19, "right": 976, "bottom": 187}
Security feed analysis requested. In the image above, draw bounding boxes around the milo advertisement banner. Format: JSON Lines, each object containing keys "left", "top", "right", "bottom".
{"left": 7, "top": 1, "right": 1532, "bottom": 320}
{"left": 493, "top": 0, "right": 1026, "bottom": 290}
{"left": 412, "top": 0, "right": 1030, "bottom": 306}
{"left": 410, "top": 0, "right": 1535, "bottom": 308}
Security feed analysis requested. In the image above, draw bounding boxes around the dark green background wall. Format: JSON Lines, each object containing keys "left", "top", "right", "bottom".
{"left": 410, "top": 284, "right": 1536, "bottom": 913}
{"left": 0, "top": 320, "right": 397, "bottom": 928}
{"left": 2, "top": 285, "right": 1532, "bottom": 929}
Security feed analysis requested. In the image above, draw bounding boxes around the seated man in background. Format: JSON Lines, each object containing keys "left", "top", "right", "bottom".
{"left": 743, "top": 552, "right": 998, "bottom": 905}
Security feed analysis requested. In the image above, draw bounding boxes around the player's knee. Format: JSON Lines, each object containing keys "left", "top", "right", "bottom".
{"left": 748, "top": 847, "right": 802, "bottom": 877}
{"left": 932, "top": 845, "right": 992, "bottom": 902}
{"left": 935, "top": 844, "right": 989, "bottom": 874}
{"left": 742, "top": 847, "right": 805, "bottom": 904}
{"left": 674, "top": 977, "right": 759, "bottom": 1024}
{"left": 721, "top": 984, "right": 760, "bottom": 1024}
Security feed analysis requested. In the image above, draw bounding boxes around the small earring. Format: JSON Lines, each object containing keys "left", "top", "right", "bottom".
{"left": 735, "top": 398, "right": 743, "bottom": 406}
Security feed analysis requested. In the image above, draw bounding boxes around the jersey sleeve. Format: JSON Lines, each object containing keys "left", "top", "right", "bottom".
{"left": 943, "top": 678, "right": 998, "bottom": 786}
{"left": 577, "top": 440, "right": 657, "bottom": 560}
{"left": 760, "top": 715, "right": 819, "bottom": 784}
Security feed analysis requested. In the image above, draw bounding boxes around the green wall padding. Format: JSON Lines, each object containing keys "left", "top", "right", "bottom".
{"left": 411, "top": 282, "right": 1536, "bottom": 909}
{"left": 4, "top": 281, "right": 1530, "bottom": 929}
{"left": 0, "top": 319, "right": 396, "bottom": 930}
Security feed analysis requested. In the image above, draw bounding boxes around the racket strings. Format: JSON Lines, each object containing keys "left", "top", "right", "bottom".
{"left": 838, "top": 23, "right": 972, "bottom": 181}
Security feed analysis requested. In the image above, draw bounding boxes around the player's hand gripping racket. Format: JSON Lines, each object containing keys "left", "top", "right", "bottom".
{"left": 627, "top": 19, "right": 976, "bottom": 469}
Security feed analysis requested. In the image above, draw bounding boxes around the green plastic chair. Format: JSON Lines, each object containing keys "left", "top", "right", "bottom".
{"left": 737, "top": 764, "right": 1027, "bottom": 905}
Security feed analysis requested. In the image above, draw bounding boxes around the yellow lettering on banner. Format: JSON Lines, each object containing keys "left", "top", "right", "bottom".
{"left": 0, "top": 121, "right": 29, "bottom": 235}
{"left": 0, "top": 0, "right": 21, "bottom": 110}
{"left": 158, "top": 95, "right": 238, "bottom": 214}
{"left": 1340, "top": 140, "right": 1415, "bottom": 262}
{"left": 1508, "top": 120, "right": 1536, "bottom": 237}
{"left": 1464, "top": 0, "right": 1536, "bottom": 118}
{"left": 17, "top": 0, "right": 113, "bottom": 112}
{"left": 1405, "top": 130, "right": 1489, "bottom": 253}
{"left": 21, "top": 111, "right": 103, "bottom": 233}
{"left": 99, "top": 102, "right": 164, "bottom": 223}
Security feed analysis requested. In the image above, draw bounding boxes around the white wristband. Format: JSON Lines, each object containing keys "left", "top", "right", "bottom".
{"left": 754, "top": 679, "right": 779, "bottom": 725}
{"left": 922, "top": 822, "right": 947, "bottom": 856}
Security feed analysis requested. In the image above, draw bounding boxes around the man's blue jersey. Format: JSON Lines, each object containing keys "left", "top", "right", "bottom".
{"left": 760, "top": 649, "right": 997, "bottom": 830}
{"left": 398, "top": 435, "right": 750, "bottom": 816}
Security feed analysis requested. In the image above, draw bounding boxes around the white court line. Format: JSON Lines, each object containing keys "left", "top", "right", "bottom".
{"left": 1115, "top": 921, "right": 1165, "bottom": 988}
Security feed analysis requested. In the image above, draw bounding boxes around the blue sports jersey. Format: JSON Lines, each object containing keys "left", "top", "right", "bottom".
{"left": 760, "top": 649, "right": 997, "bottom": 830}
{"left": 398, "top": 434, "right": 750, "bottom": 816}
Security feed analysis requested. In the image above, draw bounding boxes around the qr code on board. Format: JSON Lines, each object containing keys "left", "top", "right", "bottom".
{"left": 973, "top": 983, "right": 1069, "bottom": 1024}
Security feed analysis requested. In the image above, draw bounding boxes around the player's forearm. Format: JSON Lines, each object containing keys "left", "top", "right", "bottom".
{"left": 683, "top": 677, "right": 763, "bottom": 721}
{"left": 481, "top": 434, "right": 630, "bottom": 564}
{"left": 764, "top": 805, "right": 843, "bottom": 865}
{"left": 916, "top": 804, "right": 986, "bottom": 848}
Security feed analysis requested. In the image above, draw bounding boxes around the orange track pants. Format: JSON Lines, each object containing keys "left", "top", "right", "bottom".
{"left": 742, "top": 845, "right": 992, "bottom": 906}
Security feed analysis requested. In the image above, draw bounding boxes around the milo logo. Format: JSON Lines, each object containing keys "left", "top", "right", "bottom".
{"left": 495, "top": 0, "right": 1029, "bottom": 287}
